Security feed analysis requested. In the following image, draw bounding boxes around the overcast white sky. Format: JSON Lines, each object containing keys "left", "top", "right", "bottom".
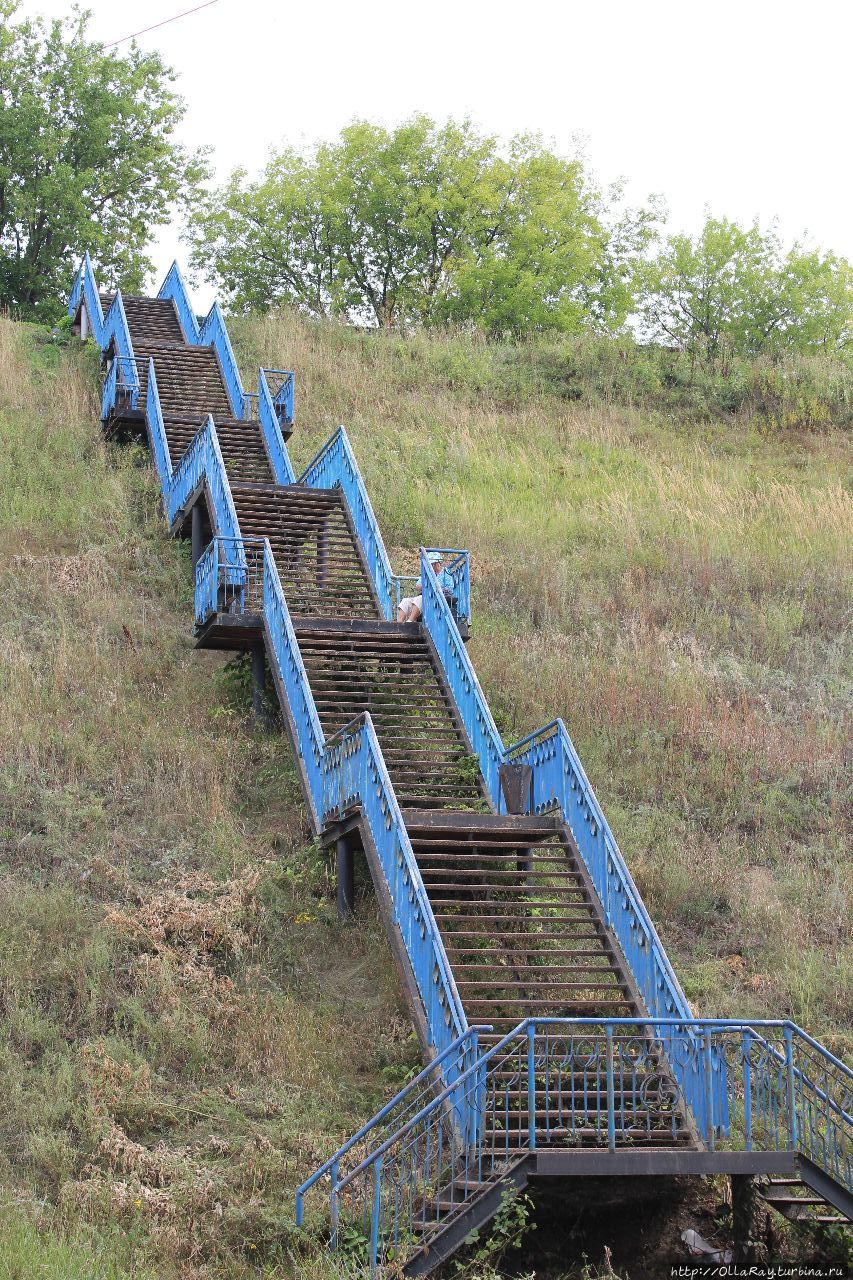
{"left": 19, "top": 0, "right": 853, "bottom": 302}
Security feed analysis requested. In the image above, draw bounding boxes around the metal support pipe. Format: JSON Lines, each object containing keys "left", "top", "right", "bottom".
{"left": 730, "top": 1175, "right": 756, "bottom": 1264}
{"left": 191, "top": 502, "right": 203, "bottom": 571}
{"left": 251, "top": 644, "right": 271, "bottom": 728}
{"left": 336, "top": 836, "right": 355, "bottom": 918}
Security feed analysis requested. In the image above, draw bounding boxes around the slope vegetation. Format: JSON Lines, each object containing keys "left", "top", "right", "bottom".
{"left": 0, "top": 317, "right": 412, "bottom": 1277}
{"left": 232, "top": 313, "right": 852, "bottom": 1053}
{"left": 0, "top": 311, "right": 849, "bottom": 1277}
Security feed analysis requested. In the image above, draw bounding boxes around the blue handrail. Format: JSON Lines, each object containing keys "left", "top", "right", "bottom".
{"left": 158, "top": 262, "right": 244, "bottom": 419}
{"left": 262, "top": 367, "right": 295, "bottom": 427}
{"left": 145, "top": 360, "right": 173, "bottom": 486}
{"left": 194, "top": 533, "right": 467, "bottom": 1064}
{"left": 322, "top": 711, "right": 467, "bottom": 1042}
{"left": 258, "top": 368, "right": 296, "bottom": 483}
{"left": 300, "top": 426, "right": 396, "bottom": 619}
{"left": 70, "top": 257, "right": 852, "bottom": 1272}
{"left": 71, "top": 255, "right": 140, "bottom": 417}
{"left": 326, "top": 1015, "right": 852, "bottom": 1276}
{"left": 505, "top": 718, "right": 693, "bottom": 1024}
{"left": 156, "top": 260, "right": 199, "bottom": 344}
{"left": 295, "top": 1024, "right": 491, "bottom": 1229}
{"left": 419, "top": 547, "right": 504, "bottom": 803}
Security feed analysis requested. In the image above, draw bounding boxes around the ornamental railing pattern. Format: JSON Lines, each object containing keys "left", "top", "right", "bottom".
{"left": 307, "top": 1016, "right": 852, "bottom": 1277}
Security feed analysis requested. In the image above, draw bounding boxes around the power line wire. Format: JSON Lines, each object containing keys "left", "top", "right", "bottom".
{"left": 105, "top": 0, "right": 221, "bottom": 48}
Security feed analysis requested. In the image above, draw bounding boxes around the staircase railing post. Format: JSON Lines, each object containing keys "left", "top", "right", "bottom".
{"left": 527, "top": 1023, "right": 537, "bottom": 1152}
{"left": 741, "top": 1029, "right": 753, "bottom": 1150}
{"left": 370, "top": 1155, "right": 383, "bottom": 1276}
{"left": 784, "top": 1025, "right": 798, "bottom": 1150}
{"left": 703, "top": 1031, "right": 715, "bottom": 1149}
{"left": 330, "top": 1157, "right": 340, "bottom": 1250}
{"left": 605, "top": 1024, "right": 616, "bottom": 1151}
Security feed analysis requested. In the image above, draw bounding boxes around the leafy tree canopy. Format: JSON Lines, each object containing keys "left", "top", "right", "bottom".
{"left": 639, "top": 215, "right": 853, "bottom": 358}
{"left": 0, "top": 0, "right": 208, "bottom": 320}
{"left": 188, "top": 116, "right": 660, "bottom": 334}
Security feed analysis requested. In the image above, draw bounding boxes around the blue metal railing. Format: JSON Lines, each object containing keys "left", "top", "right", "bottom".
{"left": 505, "top": 718, "right": 694, "bottom": 1024}
{"left": 300, "top": 426, "right": 396, "bottom": 619}
{"left": 262, "top": 367, "right": 295, "bottom": 428}
{"left": 70, "top": 257, "right": 852, "bottom": 1275}
{"left": 416, "top": 546, "right": 692, "bottom": 1025}
{"left": 199, "top": 302, "right": 244, "bottom": 419}
{"left": 394, "top": 548, "right": 471, "bottom": 632}
{"left": 158, "top": 261, "right": 244, "bottom": 419}
{"left": 193, "top": 533, "right": 467, "bottom": 1062}
{"left": 156, "top": 260, "right": 199, "bottom": 346}
{"left": 420, "top": 547, "right": 504, "bottom": 803}
{"left": 71, "top": 253, "right": 140, "bottom": 417}
{"left": 144, "top": 360, "right": 173, "bottom": 486}
{"left": 258, "top": 368, "right": 296, "bottom": 483}
{"left": 295, "top": 1025, "right": 490, "bottom": 1239}
{"left": 313, "top": 1015, "right": 852, "bottom": 1276}
{"left": 322, "top": 711, "right": 467, "bottom": 1035}
{"left": 167, "top": 416, "right": 245, "bottom": 569}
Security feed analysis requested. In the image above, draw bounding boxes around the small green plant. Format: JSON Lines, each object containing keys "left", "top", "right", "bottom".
{"left": 454, "top": 1185, "right": 535, "bottom": 1276}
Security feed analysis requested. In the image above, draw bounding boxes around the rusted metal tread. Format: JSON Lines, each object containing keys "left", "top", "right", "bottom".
{"left": 459, "top": 981, "right": 623, "bottom": 996}
{"left": 444, "top": 929, "right": 607, "bottom": 941}
{"left": 121, "top": 296, "right": 184, "bottom": 343}
{"left": 420, "top": 877, "right": 586, "bottom": 890}
{"left": 434, "top": 907, "right": 597, "bottom": 919}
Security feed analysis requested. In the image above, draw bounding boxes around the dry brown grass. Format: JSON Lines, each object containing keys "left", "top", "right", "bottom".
{"left": 0, "top": 319, "right": 415, "bottom": 1277}
{"left": 234, "top": 310, "right": 853, "bottom": 1053}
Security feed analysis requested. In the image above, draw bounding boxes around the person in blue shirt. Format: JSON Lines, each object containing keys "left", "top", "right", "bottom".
{"left": 397, "top": 551, "right": 449, "bottom": 622}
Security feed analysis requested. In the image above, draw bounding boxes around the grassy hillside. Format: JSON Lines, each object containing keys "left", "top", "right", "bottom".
{"left": 0, "top": 311, "right": 849, "bottom": 1277}
{"left": 230, "top": 313, "right": 851, "bottom": 1051}
{"left": 0, "top": 318, "right": 413, "bottom": 1278}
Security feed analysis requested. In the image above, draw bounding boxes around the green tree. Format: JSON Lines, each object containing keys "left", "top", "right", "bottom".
{"left": 0, "top": 0, "right": 208, "bottom": 320}
{"left": 188, "top": 116, "right": 659, "bottom": 334}
{"left": 639, "top": 215, "right": 853, "bottom": 359}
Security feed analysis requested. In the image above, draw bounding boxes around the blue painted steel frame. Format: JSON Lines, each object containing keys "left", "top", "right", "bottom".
{"left": 73, "top": 256, "right": 465, "bottom": 1087}
{"left": 157, "top": 260, "right": 244, "bottom": 419}
{"left": 317, "top": 1015, "right": 852, "bottom": 1276}
{"left": 418, "top": 541, "right": 693, "bottom": 1027}
{"left": 420, "top": 547, "right": 504, "bottom": 803}
{"left": 70, "top": 253, "right": 140, "bottom": 416}
{"left": 300, "top": 426, "right": 397, "bottom": 619}
{"left": 70, "top": 258, "right": 852, "bottom": 1267}
{"left": 295, "top": 1025, "right": 491, "bottom": 1232}
{"left": 505, "top": 718, "right": 694, "bottom": 1024}
{"left": 258, "top": 368, "right": 296, "bottom": 483}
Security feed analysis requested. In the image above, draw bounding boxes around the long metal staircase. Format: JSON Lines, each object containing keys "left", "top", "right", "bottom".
{"left": 69, "top": 257, "right": 852, "bottom": 1275}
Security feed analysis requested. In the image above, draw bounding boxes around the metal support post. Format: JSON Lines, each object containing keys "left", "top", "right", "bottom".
{"left": 527, "top": 1023, "right": 537, "bottom": 1151}
{"left": 731, "top": 1174, "right": 756, "bottom": 1264}
{"left": 251, "top": 644, "right": 272, "bottom": 728}
{"left": 337, "top": 836, "right": 355, "bottom": 918}
{"left": 605, "top": 1024, "right": 616, "bottom": 1150}
{"left": 191, "top": 502, "right": 203, "bottom": 571}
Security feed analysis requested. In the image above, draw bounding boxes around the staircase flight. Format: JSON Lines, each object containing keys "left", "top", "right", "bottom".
{"left": 68, "top": 257, "right": 852, "bottom": 1275}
